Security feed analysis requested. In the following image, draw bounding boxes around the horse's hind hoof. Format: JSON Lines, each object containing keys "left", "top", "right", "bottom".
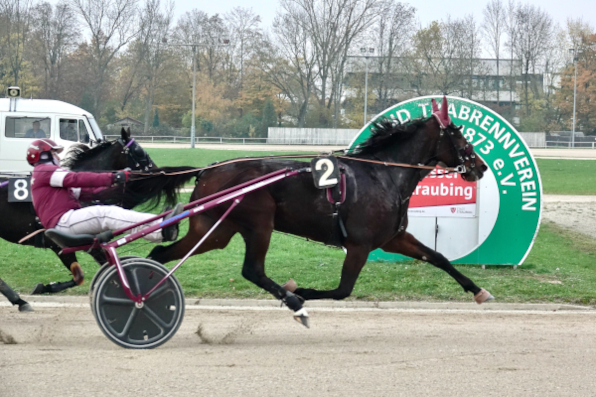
{"left": 474, "top": 288, "right": 495, "bottom": 304}
{"left": 293, "top": 308, "right": 310, "bottom": 328}
{"left": 18, "top": 303, "right": 33, "bottom": 312}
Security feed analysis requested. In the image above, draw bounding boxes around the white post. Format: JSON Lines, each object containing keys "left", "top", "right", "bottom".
{"left": 572, "top": 54, "right": 578, "bottom": 149}
{"left": 363, "top": 56, "right": 369, "bottom": 126}
{"left": 191, "top": 45, "right": 197, "bottom": 149}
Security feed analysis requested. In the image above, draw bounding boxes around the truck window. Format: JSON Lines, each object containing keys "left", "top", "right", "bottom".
{"left": 60, "top": 119, "right": 78, "bottom": 142}
{"left": 79, "top": 120, "right": 90, "bottom": 143}
{"left": 5, "top": 117, "right": 51, "bottom": 139}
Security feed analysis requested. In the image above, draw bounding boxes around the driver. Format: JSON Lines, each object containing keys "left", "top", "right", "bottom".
{"left": 27, "top": 139, "right": 183, "bottom": 283}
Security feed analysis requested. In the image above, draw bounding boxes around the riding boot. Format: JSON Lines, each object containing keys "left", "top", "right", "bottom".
{"left": 162, "top": 203, "right": 184, "bottom": 242}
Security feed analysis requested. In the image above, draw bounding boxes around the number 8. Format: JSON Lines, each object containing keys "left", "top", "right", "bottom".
{"left": 14, "top": 179, "right": 28, "bottom": 200}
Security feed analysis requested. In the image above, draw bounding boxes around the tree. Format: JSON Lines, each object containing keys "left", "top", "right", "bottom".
{"left": 554, "top": 31, "right": 596, "bottom": 134}
{"left": 225, "top": 7, "right": 261, "bottom": 91}
{"left": 284, "top": 0, "right": 381, "bottom": 127}
{"left": 135, "top": 0, "right": 174, "bottom": 133}
{"left": 263, "top": 12, "right": 317, "bottom": 127}
{"left": 152, "top": 107, "right": 159, "bottom": 127}
{"left": 482, "top": 0, "right": 504, "bottom": 104}
{"left": 69, "top": 0, "right": 139, "bottom": 117}
{"left": 259, "top": 98, "right": 276, "bottom": 137}
{"left": 511, "top": 3, "right": 553, "bottom": 115}
{"left": 0, "top": 0, "right": 33, "bottom": 87}
{"left": 30, "top": 1, "right": 78, "bottom": 99}
{"left": 371, "top": 0, "right": 416, "bottom": 111}
{"left": 504, "top": 0, "right": 519, "bottom": 108}
{"left": 404, "top": 18, "right": 483, "bottom": 97}
{"left": 174, "top": 10, "right": 230, "bottom": 83}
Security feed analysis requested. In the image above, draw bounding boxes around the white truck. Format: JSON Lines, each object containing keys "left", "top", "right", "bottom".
{"left": 0, "top": 86, "right": 103, "bottom": 173}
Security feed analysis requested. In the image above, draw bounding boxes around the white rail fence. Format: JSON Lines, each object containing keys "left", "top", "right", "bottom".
{"left": 105, "top": 131, "right": 596, "bottom": 149}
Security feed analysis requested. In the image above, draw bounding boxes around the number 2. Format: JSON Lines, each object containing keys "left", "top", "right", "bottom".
{"left": 315, "top": 159, "right": 338, "bottom": 187}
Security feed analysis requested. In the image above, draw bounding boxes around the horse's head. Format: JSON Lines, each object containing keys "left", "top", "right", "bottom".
{"left": 431, "top": 97, "right": 487, "bottom": 182}
{"left": 117, "top": 127, "right": 155, "bottom": 172}
{"left": 62, "top": 127, "right": 156, "bottom": 172}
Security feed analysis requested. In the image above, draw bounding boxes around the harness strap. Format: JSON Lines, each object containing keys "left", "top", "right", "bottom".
{"left": 129, "top": 153, "right": 464, "bottom": 179}
{"left": 326, "top": 172, "right": 346, "bottom": 205}
{"left": 335, "top": 156, "right": 462, "bottom": 173}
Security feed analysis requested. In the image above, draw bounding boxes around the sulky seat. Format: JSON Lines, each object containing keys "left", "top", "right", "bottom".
{"left": 45, "top": 229, "right": 113, "bottom": 248}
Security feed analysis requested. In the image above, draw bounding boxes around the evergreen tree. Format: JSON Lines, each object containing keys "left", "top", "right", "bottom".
{"left": 260, "top": 100, "right": 277, "bottom": 137}
{"left": 152, "top": 108, "right": 160, "bottom": 127}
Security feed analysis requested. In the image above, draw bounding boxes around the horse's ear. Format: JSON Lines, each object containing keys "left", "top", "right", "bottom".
{"left": 431, "top": 98, "right": 439, "bottom": 113}
{"left": 431, "top": 96, "right": 451, "bottom": 128}
{"left": 120, "top": 127, "right": 131, "bottom": 141}
{"left": 440, "top": 96, "right": 451, "bottom": 125}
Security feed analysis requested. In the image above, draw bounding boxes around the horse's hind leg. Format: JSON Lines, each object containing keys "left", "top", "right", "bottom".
{"left": 292, "top": 244, "right": 370, "bottom": 301}
{"left": 148, "top": 215, "right": 237, "bottom": 264}
{"left": 0, "top": 278, "right": 33, "bottom": 312}
{"left": 381, "top": 232, "right": 494, "bottom": 303}
{"left": 240, "top": 227, "right": 310, "bottom": 327}
{"left": 30, "top": 249, "right": 79, "bottom": 295}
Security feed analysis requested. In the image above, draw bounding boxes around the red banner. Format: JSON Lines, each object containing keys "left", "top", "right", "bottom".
{"left": 408, "top": 168, "right": 477, "bottom": 217}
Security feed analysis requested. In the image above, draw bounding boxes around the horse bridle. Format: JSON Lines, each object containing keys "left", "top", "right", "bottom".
{"left": 118, "top": 138, "right": 153, "bottom": 172}
{"left": 438, "top": 124, "right": 475, "bottom": 175}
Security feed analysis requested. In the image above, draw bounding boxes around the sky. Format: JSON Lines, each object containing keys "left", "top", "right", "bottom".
{"left": 170, "top": 0, "right": 596, "bottom": 32}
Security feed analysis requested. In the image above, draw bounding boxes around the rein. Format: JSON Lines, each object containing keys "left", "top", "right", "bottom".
{"left": 129, "top": 152, "right": 464, "bottom": 179}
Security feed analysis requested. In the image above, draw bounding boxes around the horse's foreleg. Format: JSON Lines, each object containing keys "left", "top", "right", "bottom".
{"left": 293, "top": 245, "right": 370, "bottom": 301}
{"left": 0, "top": 278, "right": 33, "bottom": 312}
{"left": 381, "top": 232, "right": 493, "bottom": 303}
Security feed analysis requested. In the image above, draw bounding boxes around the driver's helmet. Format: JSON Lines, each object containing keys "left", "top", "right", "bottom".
{"left": 26, "top": 139, "right": 64, "bottom": 165}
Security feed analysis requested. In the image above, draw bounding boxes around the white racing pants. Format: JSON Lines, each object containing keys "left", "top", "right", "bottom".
{"left": 55, "top": 206, "right": 163, "bottom": 243}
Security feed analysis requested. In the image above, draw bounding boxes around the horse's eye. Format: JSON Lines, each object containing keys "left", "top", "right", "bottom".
{"left": 133, "top": 146, "right": 144, "bottom": 156}
{"left": 464, "top": 145, "right": 473, "bottom": 155}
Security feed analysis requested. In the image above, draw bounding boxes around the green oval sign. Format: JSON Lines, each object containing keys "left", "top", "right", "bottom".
{"left": 351, "top": 96, "right": 543, "bottom": 266}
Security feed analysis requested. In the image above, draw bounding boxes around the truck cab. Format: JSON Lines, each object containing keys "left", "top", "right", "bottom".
{"left": 0, "top": 87, "right": 103, "bottom": 173}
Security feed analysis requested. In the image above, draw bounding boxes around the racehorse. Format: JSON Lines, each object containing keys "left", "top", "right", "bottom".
{"left": 127, "top": 97, "right": 493, "bottom": 325}
{"left": 0, "top": 128, "right": 155, "bottom": 311}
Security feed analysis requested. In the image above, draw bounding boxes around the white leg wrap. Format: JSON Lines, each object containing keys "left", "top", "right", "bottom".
{"left": 294, "top": 308, "right": 309, "bottom": 317}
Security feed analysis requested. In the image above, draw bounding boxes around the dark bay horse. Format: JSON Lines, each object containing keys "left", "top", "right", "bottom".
{"left": 142, "top": 97, "right": 493, "bottom": 325}
{"left": 0, "top": 128, "right": 155, "bottom": 311}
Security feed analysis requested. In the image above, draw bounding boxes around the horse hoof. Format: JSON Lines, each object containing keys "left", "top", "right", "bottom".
{"left": 70, "top": 262, "right": 84, "bottom": 286}
{"left": 283, "top": 278, "right": 297, "bottom": 293}
{"left": 18, "top": 303, "right": 34, "bottom": 313}
{"left": 474, "top": 288, "right": 495, "bottom": 304}
{"left": 293, "top": 308, "right": 310, "bottom": 328}
{"left": 31, "top": 283, "right": 46, "bottom": 295}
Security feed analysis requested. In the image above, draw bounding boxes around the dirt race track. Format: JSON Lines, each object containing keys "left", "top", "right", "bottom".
{"left": 2, "top": 147, "right": 596, "bottom": 396}
{"left": 2, "top": 303, "right": 596, "bottom": 396}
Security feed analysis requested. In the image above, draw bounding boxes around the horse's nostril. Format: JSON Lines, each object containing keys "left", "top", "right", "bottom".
{"left": 481, "top": 164, "right": 488, "bottom": 172}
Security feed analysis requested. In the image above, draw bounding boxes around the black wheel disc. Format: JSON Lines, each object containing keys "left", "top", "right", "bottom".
{"left": 93, "top": 260, "right": 184, "bottom": 349}
{"left": 89, "top": 256, "right": 138, "bottom": 315}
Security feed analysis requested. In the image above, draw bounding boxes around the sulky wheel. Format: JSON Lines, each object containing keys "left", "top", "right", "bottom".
{"left": 92, "top": 259, "right": 185, "bottom": 349}
{"left": 89, "top": 256, "right": 138, "bottom": 316}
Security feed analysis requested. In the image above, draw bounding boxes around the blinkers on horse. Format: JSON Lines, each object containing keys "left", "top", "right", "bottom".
{"left": 118, "top": 138, "right": 153, "bottom": 171}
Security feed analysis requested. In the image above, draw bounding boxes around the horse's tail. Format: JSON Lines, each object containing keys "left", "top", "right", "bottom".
{"left": 91, "top": 166, "right": 201, "bottom": 210}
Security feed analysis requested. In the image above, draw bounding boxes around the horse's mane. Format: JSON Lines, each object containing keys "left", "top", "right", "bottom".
{"left": 91, "top": 166, "right": 200, "bottom": 209}
{"left": 62, "top": 141, "right": 114, "bottom": 169}
{"left": 347, "top": 117, "right": 427, "bottom": 156}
